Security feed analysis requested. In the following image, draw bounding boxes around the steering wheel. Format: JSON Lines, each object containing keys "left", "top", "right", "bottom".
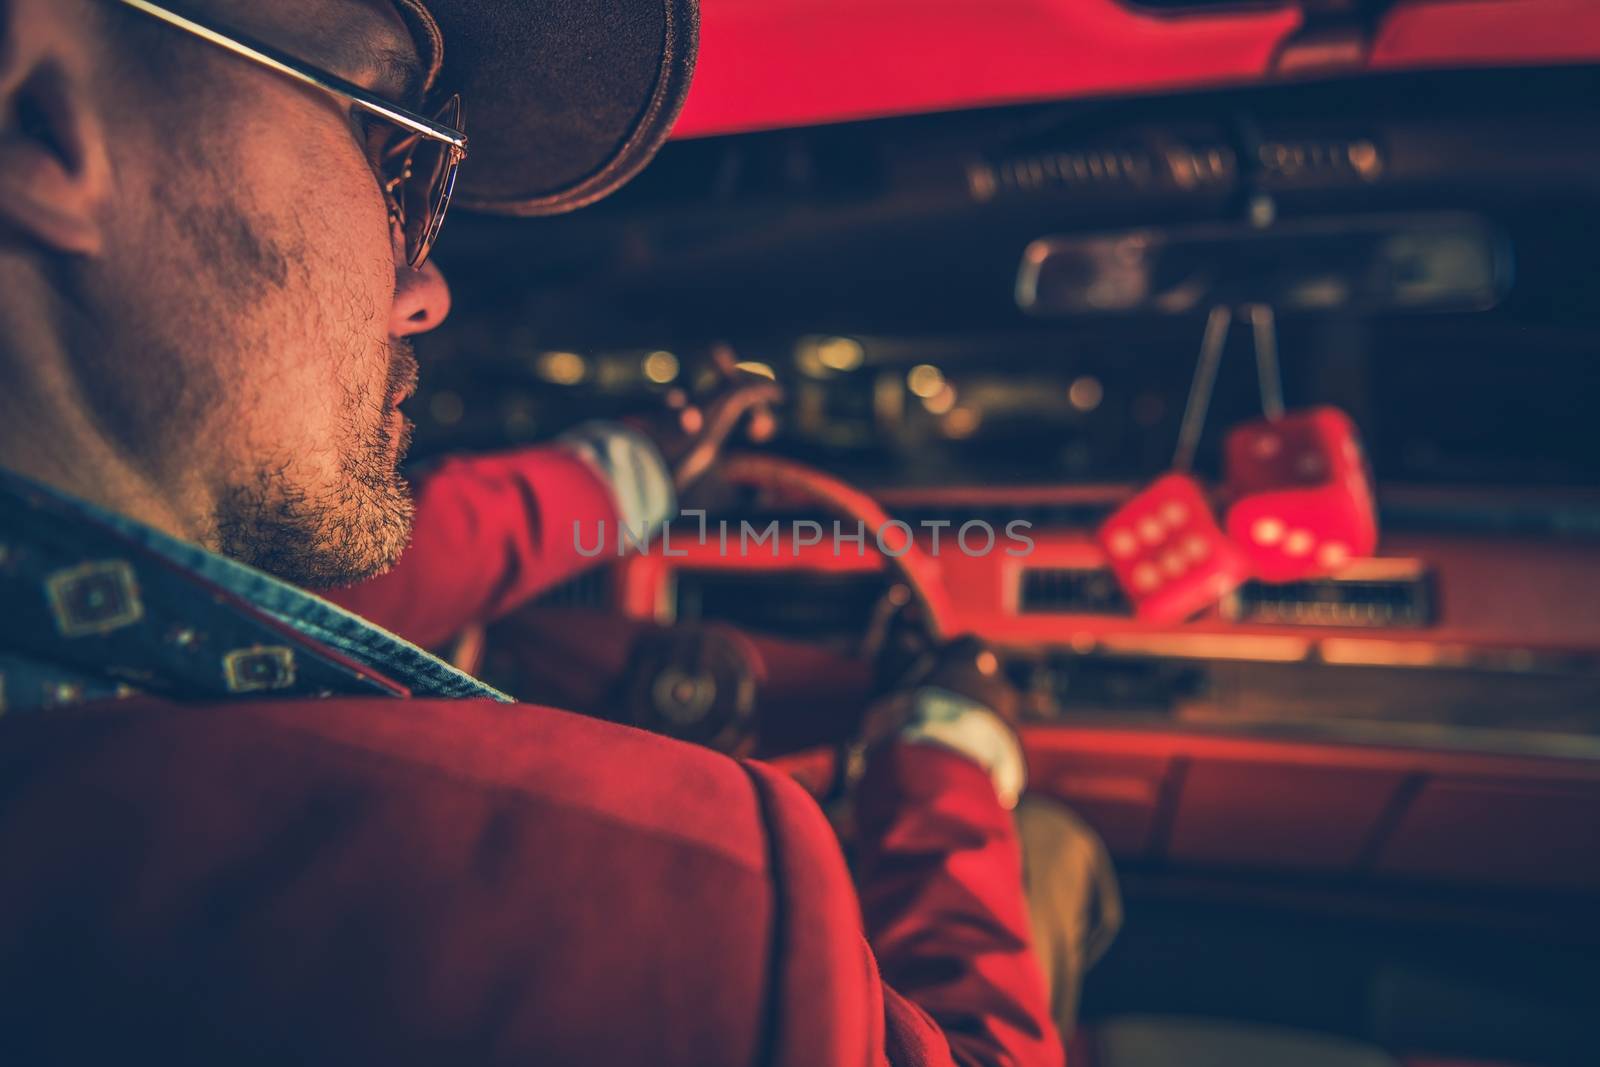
{"left": 713, "top": 453, "right": 958, "bottom": 643}
{"left": 607, "top": 452, "right": 964, "bottom": 756}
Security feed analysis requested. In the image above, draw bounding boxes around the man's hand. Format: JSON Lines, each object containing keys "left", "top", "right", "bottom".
{"left": 631, "top": 345, "right": 783, "bottom": 491}
{"left": 859, "top": 636, "right": 1027, "bottom": 809}
{"left": 887, "top": 635, "right": 1021, "bottom": 726}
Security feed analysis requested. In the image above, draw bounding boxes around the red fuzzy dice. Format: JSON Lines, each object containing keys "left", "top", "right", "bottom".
{"left": 1097, "top": 473, "right": 1251, "bottom": 624}
{"left": 1223, "top": 406, "right": 1378, "bottom": 583}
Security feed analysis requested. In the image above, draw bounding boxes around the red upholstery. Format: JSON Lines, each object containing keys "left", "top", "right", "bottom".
{"left": 674, "top": 0, "right": 1600, "bottom": 139}
{"left": 1026, "top": 728, "right": 1600, "bottom": 893}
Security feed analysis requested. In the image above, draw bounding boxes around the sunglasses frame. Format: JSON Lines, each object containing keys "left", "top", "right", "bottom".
{"left": 116, "top": 0, "right": 468, "bottom": 267}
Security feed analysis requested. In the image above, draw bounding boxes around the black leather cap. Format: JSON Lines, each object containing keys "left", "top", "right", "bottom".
{"left": 400, "top": 0, "right": 698, "bottom": 216}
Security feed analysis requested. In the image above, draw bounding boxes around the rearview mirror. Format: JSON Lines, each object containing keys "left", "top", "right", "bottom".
{"left": 1016, "top": 213, "right": 1511, "bottom": 316}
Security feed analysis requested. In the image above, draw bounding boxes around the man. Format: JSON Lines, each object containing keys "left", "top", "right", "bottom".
{"left": 0, "top": 1, "right": 1063, "bottom": 1063}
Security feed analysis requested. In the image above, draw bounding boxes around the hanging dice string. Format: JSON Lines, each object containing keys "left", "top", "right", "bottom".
{"left": 1172, "top": 304, "right": 1233, "bottom": 474}
{"left": 1096, "top": 304, "right": 1252, "bottom": 624}
{"left": 1245, "top": 303, "right": 1285, "bottom": 422}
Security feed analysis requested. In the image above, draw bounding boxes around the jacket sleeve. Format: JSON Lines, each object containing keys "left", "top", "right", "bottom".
{"left": 324, "top": 424, "right": 674, "bottom": 649}
{"left": 855, "top": 743, "right": 1064, "bottom": 1067}
{"left": 745, "top": 744, "right": 1062, "bottom": 1067}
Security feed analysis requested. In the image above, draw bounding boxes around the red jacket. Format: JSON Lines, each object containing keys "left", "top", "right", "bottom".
{"left": 0, "top": 447, "right": 1059, "bottom": 1065}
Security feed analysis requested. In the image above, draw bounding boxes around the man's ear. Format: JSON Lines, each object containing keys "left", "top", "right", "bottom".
{"left": 0, "top": 0, "right": 112, "bottom": 256}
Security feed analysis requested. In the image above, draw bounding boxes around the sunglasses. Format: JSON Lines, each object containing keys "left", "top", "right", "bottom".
{"left": 116, "top": 0, "right": 468, "bottom": 268}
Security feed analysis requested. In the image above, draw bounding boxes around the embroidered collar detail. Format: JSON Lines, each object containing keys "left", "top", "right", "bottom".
{"left": 0, "top": 468, "right": 510, "bottom": 713}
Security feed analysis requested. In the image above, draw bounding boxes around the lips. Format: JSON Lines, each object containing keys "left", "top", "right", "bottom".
{"left": 386, "top": 341, "right": 421, "bottom": 411}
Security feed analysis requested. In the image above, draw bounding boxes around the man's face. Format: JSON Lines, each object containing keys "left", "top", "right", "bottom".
{"left": 81, "top": 0, "right": 449, "bottom": 586}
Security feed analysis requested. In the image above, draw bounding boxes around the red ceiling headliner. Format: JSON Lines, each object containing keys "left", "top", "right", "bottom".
{"left": 672, "top": 0, "right": 1600, "bottom": 139}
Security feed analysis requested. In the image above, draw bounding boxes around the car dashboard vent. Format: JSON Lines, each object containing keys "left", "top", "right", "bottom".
{"left": 1018, "top": 560, "right": 1433, "bottom": 626}
{"left": 1223, "top": 560, "right": 1434, "bottom": 628}
{"left": 1018, "top": 567, "right": 1132, "bottom": 616}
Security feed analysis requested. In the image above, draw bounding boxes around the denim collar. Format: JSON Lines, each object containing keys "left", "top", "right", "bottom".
{"left": 0, "top": 467, "right": 510, "bottom": 711}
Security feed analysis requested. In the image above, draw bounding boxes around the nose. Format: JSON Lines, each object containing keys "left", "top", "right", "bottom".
{"left": 390, "top": 257, "right": 452, "bottom": 337}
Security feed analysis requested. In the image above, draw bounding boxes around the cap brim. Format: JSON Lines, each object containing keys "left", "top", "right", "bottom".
{"left": 418, "top": 0, "right": 698, "bottom": 216}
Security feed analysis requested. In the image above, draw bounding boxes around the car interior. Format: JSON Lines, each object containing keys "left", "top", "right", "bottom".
{"left": 401, "top": 5, "right": 1600, "bottom": 1065}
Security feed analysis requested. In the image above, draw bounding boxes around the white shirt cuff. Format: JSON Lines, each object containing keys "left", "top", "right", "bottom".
{"left": 899, "top": 686, "right": 1027, "bottom": 809}
{"left": 558, "top": 421, "right": 677, "bottom": 541}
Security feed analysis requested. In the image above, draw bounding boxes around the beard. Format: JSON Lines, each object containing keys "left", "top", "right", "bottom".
{"left": 85, "top": 110, "right": 429, "bottom": 592}
{"left": 215, "top": 340, "right": 421, "bottom": 589}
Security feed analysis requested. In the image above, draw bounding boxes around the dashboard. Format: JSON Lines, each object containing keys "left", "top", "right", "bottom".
{"left": 417, "top": 65, "right": 1600, "bottom": 900}
{"left": 478, "top": 481, "right": 1600, "bottom": 899}
{"left": 532, "top": 488, "right": 1600, "bottom": 747}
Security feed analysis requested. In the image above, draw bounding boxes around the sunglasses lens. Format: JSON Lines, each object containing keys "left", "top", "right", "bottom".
{"left": 400, "top": 95, "right": 464, "bottom": 267}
